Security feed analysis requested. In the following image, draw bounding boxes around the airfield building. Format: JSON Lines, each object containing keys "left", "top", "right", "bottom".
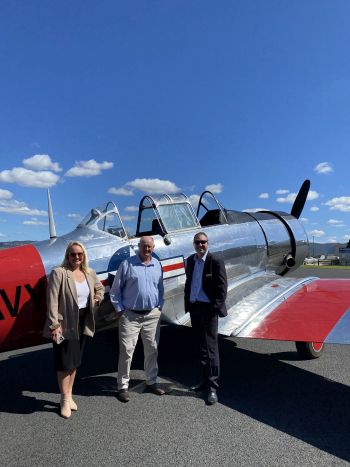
{"left": 339, "top": 248, "right": 350, "bottom": 266}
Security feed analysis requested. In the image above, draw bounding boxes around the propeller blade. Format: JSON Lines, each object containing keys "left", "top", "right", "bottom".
{"left": 291, "top": 179, "right": 311, "bottom": 219}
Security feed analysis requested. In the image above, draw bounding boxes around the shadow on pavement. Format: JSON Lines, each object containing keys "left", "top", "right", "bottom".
{"left": 0, "top": 324, "right": 350, "bottom": 461}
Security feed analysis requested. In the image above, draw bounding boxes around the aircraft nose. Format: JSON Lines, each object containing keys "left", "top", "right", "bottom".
{"left": 0, "top": 244, "right": 47, "bottom": 352}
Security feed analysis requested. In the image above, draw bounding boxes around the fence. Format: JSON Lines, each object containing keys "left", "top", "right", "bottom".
{"left": 303, "top": 259, "right": 341, "bottom": 266}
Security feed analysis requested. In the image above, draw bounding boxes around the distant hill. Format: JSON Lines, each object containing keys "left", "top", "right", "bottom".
{"left": 0, "top": 240, "right": 33, "bottom": 250}
{"left": 308, "top": 242, "right": 346, "bottom": 257}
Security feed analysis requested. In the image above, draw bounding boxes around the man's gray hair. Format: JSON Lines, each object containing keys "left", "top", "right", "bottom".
{"left": 139, "top": 235, "right": 155, "bottom": 245}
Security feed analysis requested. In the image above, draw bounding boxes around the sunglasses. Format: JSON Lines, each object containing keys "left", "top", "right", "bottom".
{"left": 194, "top": 240, "right": 208, "bottom": 245}
{"left": 69, "top": 252, "right": 84, "bottom": 257}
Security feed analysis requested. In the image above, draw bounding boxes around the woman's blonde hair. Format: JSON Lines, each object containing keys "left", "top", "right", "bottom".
{"left": 61, "top": 241, "right": 91, "bottom": 273}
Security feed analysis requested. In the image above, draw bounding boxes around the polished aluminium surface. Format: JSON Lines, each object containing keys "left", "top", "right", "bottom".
{"left": 0, "top": 187, "right": 312, "bottom": 350}
{"left": 5, "top": 182, "right": 350, "bottom": 355}
{"left": 36, "top": 191, "right": 309, "bottom": 333}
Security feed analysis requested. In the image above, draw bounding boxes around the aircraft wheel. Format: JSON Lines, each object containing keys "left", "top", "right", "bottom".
{"left": 295, "top": 341, "right": 324, "bottom": 359}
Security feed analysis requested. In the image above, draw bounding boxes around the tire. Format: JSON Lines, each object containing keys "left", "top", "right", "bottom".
{"left": 295, "top": 341, "right": 324, "bottom": 359}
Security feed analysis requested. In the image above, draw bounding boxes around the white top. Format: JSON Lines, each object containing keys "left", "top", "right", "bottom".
{"left": 75, "top": 279, "right": 90, "bottom": 309}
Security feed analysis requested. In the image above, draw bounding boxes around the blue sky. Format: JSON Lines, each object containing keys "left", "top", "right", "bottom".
{"left": 1, "top": 0, "right": 350, "bottom": 243}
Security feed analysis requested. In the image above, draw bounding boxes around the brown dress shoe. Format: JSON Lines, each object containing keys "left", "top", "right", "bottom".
{"left": 117, "top": 389, "right": 130, "bottom": 403}
{"left": 146, "top": 384, "right": 165, "bottom": 395}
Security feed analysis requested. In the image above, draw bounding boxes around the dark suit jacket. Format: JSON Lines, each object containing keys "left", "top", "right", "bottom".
{"left": 184, "top": 252, "right": 228, "bottom": 317}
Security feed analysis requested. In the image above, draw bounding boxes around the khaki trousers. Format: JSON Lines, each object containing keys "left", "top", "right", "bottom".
{"left": 117, "top": 307, "right": 161, "bottom": 390}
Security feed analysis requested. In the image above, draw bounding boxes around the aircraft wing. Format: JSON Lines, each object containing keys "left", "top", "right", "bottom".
{"left": 219, "top": 274, "right": 350, "bottom": 344}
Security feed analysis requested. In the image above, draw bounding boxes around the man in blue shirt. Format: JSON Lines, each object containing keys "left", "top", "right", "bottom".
{"left": 110, "top": 236, "right": 165, "bottom": 402}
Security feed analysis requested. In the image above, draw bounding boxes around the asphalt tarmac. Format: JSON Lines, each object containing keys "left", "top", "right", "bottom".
{"left": 1, "top": 267, "right": 350, "bottom": 466}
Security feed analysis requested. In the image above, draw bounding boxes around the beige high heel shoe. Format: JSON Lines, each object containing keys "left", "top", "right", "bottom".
{"left": 60, "top": 396, "right": 72, "bottom": 419}
{"left": 69, "top": 396, "right": 78, "bottom": 411}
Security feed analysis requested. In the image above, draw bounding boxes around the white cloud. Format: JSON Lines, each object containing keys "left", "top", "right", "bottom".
{"left": 325, "top": 197, "right": 350, "bottom": 212}
{"left": 188, "top": 194, "right": 200, "bottom": 209}
{"left": 205, "top": 183, "right": 223, "bottom": 194}
{"left": 108, "top": 187, "right": 134, "bottom": 196}
{"left": 327, "top": 219, "right": 346, "bottom": 228}
{"left": 127, "top": 178, "right": 181, "bottom": 194}
{"left": 300, "top": 217, "right": 308, "bottom": 223}
{"left": 67, "top": 213, "right": 82, "bottom": 219}
{"left": 0, "top": 233, "right": 6, "bottom": 237}
{"left": 308, "top": 229, "right": 325, "bottom": 237}
{"left": 314, "top": 162, "right": 334, "bottom": 174}
{"left": 310, "top": 206, "right": 319, "bottom": 212}
{"left": 275, "top": 189, "right": 289, "bottom": 195}
{"left": 258, "top": 193, "right": 269, "bottom": 199}
{"left": 307, "top": 190, "right": 319, "bottom": 201}
{"left": 0, "top": 167, "right": 59, "bottom": 188}
{"left": 277, "top": 190, "right": 319, "bottom": 204}
{"left": 65, "top": 159, "right": 113, "bottom": 177}
{"left": 0, "top": 189, "right": 13, "bottom": 200}
{"left": 328, "top": 219, "right": 343, "bottom": 225}
{"left": 0, "top": 199, "right": 47, "bottom": 216}
{"left": 326, "top": 237, "right": 338, "bottom": 243}
{"left": 23, "top": 218, "right": 48, "bottom": 225}
{"left": 110, "top": 178, "right": 182, "bottom": 196}
{"left": 276, "top": 193, "right": 297, "bottom": 204}
{"left": 121, "top": 215, "right": 135, "bottom": 222}
{"left": 23, "top": 154, "right": 62, "bottom": 172}
{"left": 125, "top": 205, "right": 138, "bottom": 212}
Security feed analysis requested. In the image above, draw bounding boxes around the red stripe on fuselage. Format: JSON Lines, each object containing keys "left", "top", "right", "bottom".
{"left": 162, "top": 262, "right": 184, "bottom": 273}
{"left": 0, "top": 244, "right": 47, "bottom": 352}
{"left": 250, "top": 279, "right": 350, "bottom": 342}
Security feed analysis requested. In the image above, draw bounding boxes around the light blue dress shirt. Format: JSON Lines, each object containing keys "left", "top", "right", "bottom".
{"left": 110, "top": 254, "right": 164, "bottom": 313}
{"left": 190, "top": 251, "right": 210, "bottom": 303}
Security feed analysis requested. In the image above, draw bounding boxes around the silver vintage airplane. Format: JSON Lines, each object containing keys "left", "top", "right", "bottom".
{"left": 1, "top": 180, "right": 350, "bottom": 356}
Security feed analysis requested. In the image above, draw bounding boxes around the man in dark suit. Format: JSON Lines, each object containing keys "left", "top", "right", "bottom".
{"left": 184, "top": 232, "right": 228, "bottom": 405}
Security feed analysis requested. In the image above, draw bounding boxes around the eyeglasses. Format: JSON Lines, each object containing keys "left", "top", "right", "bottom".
{"left": 69, "top": 252, "right": 83, "bottom": 257}
{"left": 194, "top": 240, "right": 208, "bottom": 245}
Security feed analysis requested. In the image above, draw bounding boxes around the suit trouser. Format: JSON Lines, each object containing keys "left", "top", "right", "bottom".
{"left": 117, "top": 307, "right": 161, "bottom": 390}
{"left": 190, "top": 302, "right": 219, "bottom": 390}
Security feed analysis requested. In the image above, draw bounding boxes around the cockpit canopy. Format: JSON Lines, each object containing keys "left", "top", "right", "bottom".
{"left": 78, "top": 202, "right": 127, "bottom": 238}
{"left": 136, "top": 194, "right": 200, "bottom": 237}
{"left": 76, "top": 190, "right": 244, "bottom": 240}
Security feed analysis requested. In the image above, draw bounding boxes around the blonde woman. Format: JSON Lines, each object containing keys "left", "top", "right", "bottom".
{"left": 44, "top": 241, "right": 104, "bottom": 419}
